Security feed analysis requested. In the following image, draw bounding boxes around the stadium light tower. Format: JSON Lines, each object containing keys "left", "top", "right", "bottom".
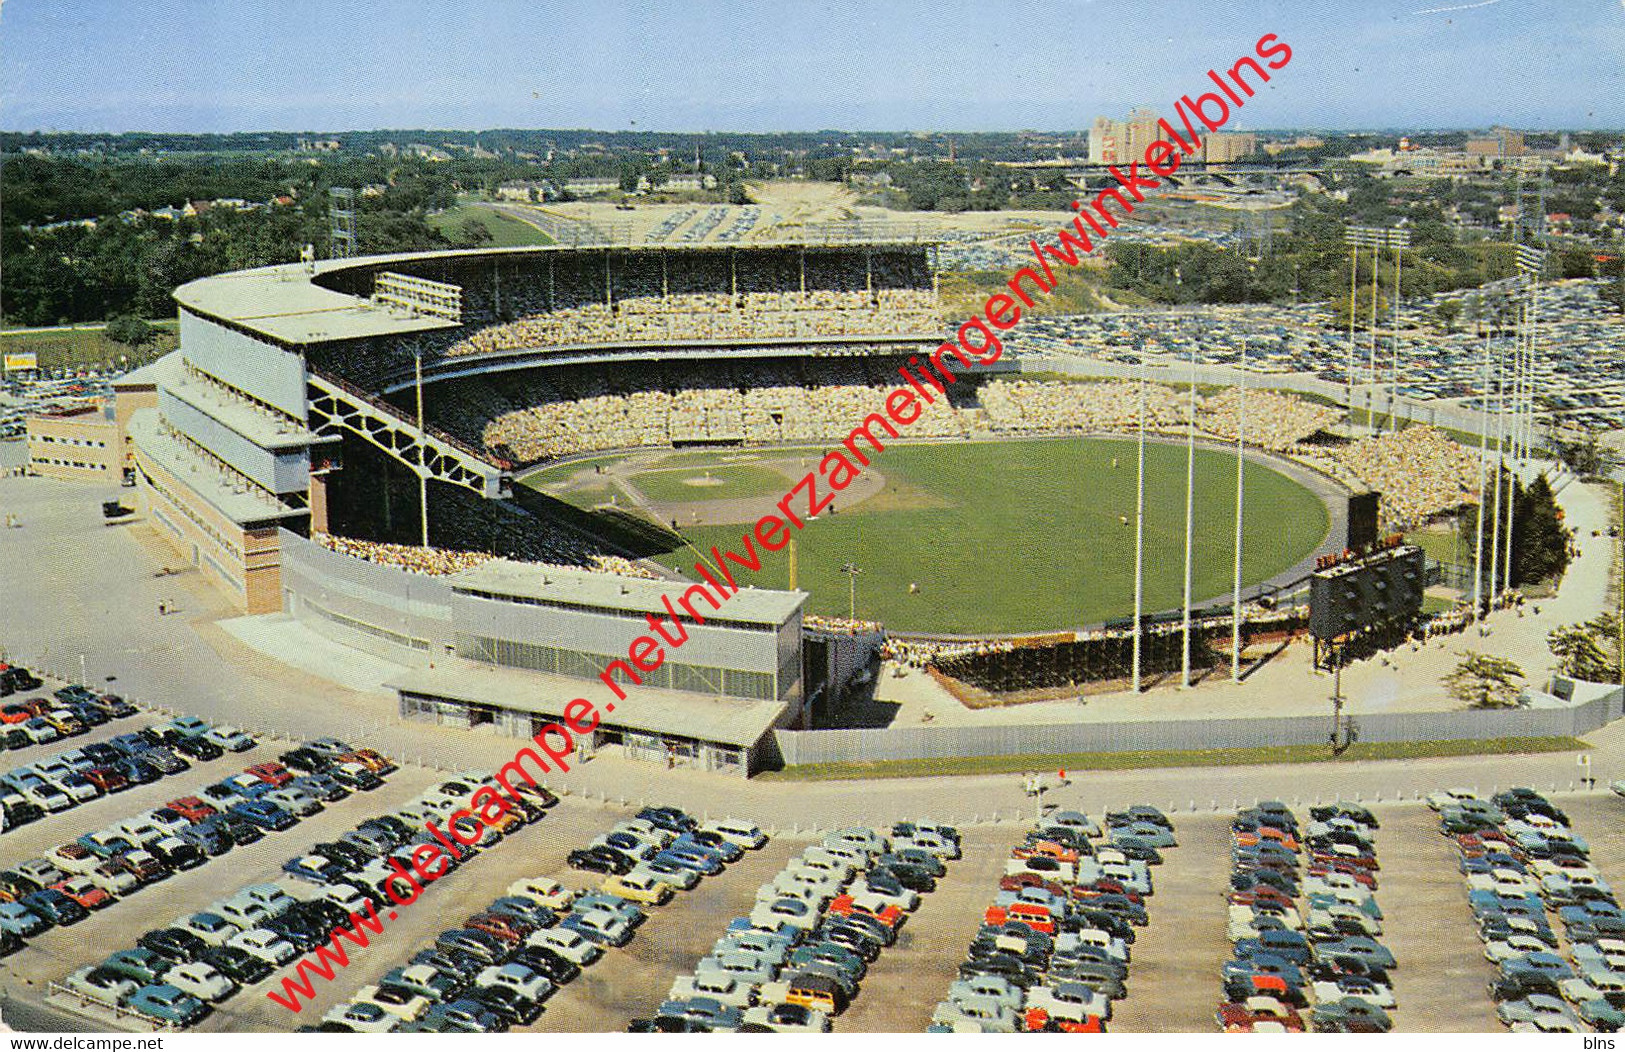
{"left": 1132, "top": 359, "right": 1147, "bottom": 695}
{"left": 1345, "top": 227, "right": 1386, "bottom": 430}
{"left": 1386, "top": 228, "right": 1411, "bottom": 432}
{"left": 840, "top": 562, "right": 863, "bottom": 621}
{"left": 414, "top": 343, "right": 430, "bottom": 548}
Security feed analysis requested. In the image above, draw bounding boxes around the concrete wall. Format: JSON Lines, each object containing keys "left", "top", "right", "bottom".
{"left": 158, "top": 392, "right": 309, "bottom": 495}
{"left": 180, "top": 310, "right": 308, "bottom": 421}
{"left": 278, "top": 528, "right": 455, "bottom": 663}
{"left": 773, "top": 688, "right": 1625, "bottom": 766}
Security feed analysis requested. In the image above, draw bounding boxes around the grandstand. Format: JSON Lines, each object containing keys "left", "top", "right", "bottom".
{"left": 113, "top": 239, "right": 1494, "bottom": 768}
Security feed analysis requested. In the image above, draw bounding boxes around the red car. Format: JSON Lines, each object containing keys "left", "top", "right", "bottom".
{"left": 53, "top": 877, "right": 114, "bottom": 910}
{"left": 464, "top": 912, "right": 535, "bottom": 946}
{"left": 1229, "top": 887, "right": 1295, "bottom": 908}
{"left": 827, "top": 894, "right": 904, "bottom": 929}
{"left": 1216, "top": 999, "right": 1305, "bottom": 1033}
{"left": 999, "top": 873, "right": 1067, "bottom": 896}
{"left": 0, "top": 703, "right": 31, "bottom": 725}
{"left": 244, "top": 762, "right": 294, "bottom": 788}
{"left": 166, "top": 796, "right": 218, "bottom": 822}
{"left": 83, "top": 766, "right": 131, "bottom": 794}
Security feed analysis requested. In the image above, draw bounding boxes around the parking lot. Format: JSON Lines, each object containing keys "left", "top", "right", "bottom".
{"left": 11, "top": 735, "right": 1625, "bottom": 1034}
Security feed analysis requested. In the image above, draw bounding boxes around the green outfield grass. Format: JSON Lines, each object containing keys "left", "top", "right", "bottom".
{"left": 429, "top": 203, "right": 556, "bottom": 247}
{"left": 646, "top": 437, "right": 1331, "bottom": 634}
{"left": 1, "top": 321, "right": 177, "bottom": 371}
{"left": 629, "top": 463, "right": 790, "bottom": 504}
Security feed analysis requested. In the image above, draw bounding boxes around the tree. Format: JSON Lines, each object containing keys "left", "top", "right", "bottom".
{"left": 1433, "top": 299, "right": 1462, "bottom": 334}
{"left": 1444, "top": 652, "right": 1526, "bottom": 709}
{"left": 105, "top": 315, "right": 155, "bottom": 347}
{"left": 454, "top": 217, "right": 493, "bottom": 248}
{"left": 1512, "top": 473, "right": 1571, "bottom": 586}
{"left": 1548, "top": 613, "right": 1623, "bottom": 683}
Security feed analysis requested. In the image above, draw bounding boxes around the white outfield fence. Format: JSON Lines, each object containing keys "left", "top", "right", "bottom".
{"left": 771, "top": 685, "right": 1625, "bottom": 766}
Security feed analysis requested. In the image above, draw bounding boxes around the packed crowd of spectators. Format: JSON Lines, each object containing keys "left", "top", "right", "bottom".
{"left": 312, "top": 532, "right": 659, "bottom": 581}
{"left": 441, "top": 289, "right": 942, "bottom": 358}
{"left": 802, "top": 613, "right": 886, "bottom": 635}
{"left": 880, "top": 637, "right": 1017, "bottom": 670}
{"left": 1320, "top": 425, "right": 1483, "bottom": 529}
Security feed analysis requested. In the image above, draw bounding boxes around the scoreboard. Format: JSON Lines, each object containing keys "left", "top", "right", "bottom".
{"left": 1309, "top": 542, "right": 1426, "bottom": 641}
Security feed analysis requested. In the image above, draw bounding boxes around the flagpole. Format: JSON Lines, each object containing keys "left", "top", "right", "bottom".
{"left": 1181, "top": 349, "right": 1196, "bottom": 689}
{"left": 1232, "top": 338, "right": 1247, "bottom": 682}
{"left": 1472, "top": 329, "right": 1489, "bottom": 626}
{"left": 1489, "top": 339, "right": 1505, "bottom": 603}
{"left": 1132, "top": 358, "right": 1146, "bottom": 695}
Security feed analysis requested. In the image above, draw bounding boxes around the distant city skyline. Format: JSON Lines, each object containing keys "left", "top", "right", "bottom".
{"left": 3, "top": 0, "right": 1623, "bottom": 134}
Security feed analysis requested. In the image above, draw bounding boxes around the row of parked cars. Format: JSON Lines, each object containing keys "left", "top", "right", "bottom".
{"left": 315, "top": 805, "right": 722, "bottom": 1033}
{"left": 933, "top": 808, "right": 1163, "bottom": 1033}
{"left": 0, "top": 719, "right": 276, "bottom": 957}
{"left": 642, "top": 820, "right": 955, "bottom": 1033}
{"left": 1218, "top": 801, "right": 1394, "bottom": 1033}
{"left": 2, "top": 703, "right": 252, "bottom": 828}
{"left": 46, "top": 737, "right": 400, "bottom": 1028}
{"left": 0, "top": 685, "right": 152, "bottom": 826}
{"left": 1433, "top": 787, "right": 1625, "bottom": 1032}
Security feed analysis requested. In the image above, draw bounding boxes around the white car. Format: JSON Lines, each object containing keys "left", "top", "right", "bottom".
{"left": 320, "top": 884, "right": 378, "bottom": 914}
{"left": 228, "top": 928, "right": 297, "bottom": 965}
{"left": 525, "top": 927, "right": 602, "bottom": 966}
{"left": 668, "top": 972, "right": 756, "bottom": 1009}
{"left": 1311, "top": 978, "right": 1395, "bottom": 1009}
{"left": 352, "top": 987, "right": 432, "bottom": 1022}
{"left": 742, "top": 1002, "right": 830, "bottom": 1032}
{"left": 62, "top": 965, "right": 137, "bottom": 1005}
{"left": 508, "top": 877, "right": 575, "bottom": 910}
{"left": 47, "top": 776, "right": 99, "bottom": 805}
{"left": 630, "top": 861, "right": 699, "bottom": 892}
{"left": 847, "top": 878, "right": 919, "bottom": 913}
{"left": 322, "top": 1002, "right": 399, "bottom": 1033}
{"left": 1468, "top": 869, "right": 1536, "bottom": 895}
{"left": 87, "top": 863, "right": 139, "bottom": 896}
{"left": 700, "top": 819, "right": 767, "bottom": 850}
{"left": 176, "top": 911, "right": 240, "bottom": 947}
{"left": 1485, "top": 934, "right": 1557, "bottom": 963}
{"left": 895, "top": 830, "right": 959, "bottom": 859}
{"left": 477, "top": 963, "right": 554, "bottom": 1003}
{"left": 46, "top": 844, "right": 102, "bottom": 876}
{"left": 1025, "top": 982, "right": 1112, "bottom": 1022}
{"left": 164, "top": 961, "right": 236, "bottom": 1002}
{"left": 1427, "top": 788, "right": 1480, "bottom": 811}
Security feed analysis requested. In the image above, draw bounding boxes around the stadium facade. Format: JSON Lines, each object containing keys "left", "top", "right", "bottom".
{"left": 127, "top": 241, "right": 962, "bottom": 774}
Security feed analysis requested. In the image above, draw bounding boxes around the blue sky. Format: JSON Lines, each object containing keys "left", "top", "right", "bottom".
{"left": 3, "top": 0, "right": 1623, "bottom": 133}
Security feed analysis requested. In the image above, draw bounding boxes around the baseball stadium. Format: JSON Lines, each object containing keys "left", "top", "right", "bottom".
{"left": 116, "top": 239, "right": 1490, "bottom": 775}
